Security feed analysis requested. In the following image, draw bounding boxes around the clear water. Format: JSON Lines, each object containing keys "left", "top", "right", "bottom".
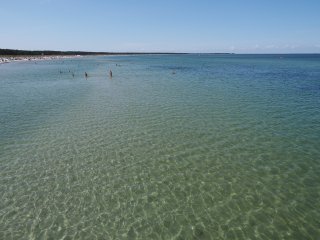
{"left": 0, "top": 54, "right": 320, "bottom": 239}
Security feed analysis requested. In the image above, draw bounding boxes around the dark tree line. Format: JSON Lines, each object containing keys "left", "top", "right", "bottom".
{"left": 0, "top": 49, "right": 184, "bottom": 56}
{"left": 0, "top": 49, "right": 119, "bottom": 56}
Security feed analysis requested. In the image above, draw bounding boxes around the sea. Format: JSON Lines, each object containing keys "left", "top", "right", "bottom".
{"left": 0, "top": 54, "right": 320, "bottom": 239}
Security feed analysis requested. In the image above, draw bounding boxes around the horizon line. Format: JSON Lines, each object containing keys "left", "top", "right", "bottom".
{"left": 1, "top": 48, "right": 320, "bottom": 55}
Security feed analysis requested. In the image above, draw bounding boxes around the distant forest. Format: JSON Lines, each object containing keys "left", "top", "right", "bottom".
{"left": 0, "top": 49, "right": 182, "bottom": 56}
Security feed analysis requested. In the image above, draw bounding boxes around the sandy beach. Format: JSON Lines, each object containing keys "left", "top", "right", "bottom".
{"left": 0, "top": 55, "right": 81, "bottom": 64}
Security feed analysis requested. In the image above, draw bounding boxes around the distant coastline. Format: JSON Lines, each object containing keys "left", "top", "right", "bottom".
{"left": 0, "top": 48, "right": 190, "bottom": 56}
{"left": 0, "top": 48, "right": 239, "bottom": 57}
{"left": 0, "top": 48, "right": 190, "bottom": 64}
{"left": 1, "top": 49, "right": 319, "bottom": 64}
{"left": 0, "top": 48, "right": 230, "bottom": 64}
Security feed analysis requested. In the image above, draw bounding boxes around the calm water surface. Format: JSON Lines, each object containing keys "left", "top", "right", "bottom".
{"left": 0, "top": 54, "right": 320, "bottom": 239}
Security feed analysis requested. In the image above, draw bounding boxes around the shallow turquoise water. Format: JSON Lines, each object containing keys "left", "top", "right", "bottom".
{"left": 0, "top": 54, "right": 320, "bottom": 239}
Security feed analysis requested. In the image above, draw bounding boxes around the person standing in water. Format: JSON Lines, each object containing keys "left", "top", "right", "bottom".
{"left": 85, "top": 72, "right": 88, "bottom": 79}
{"left": 109, "top": 70, "right": 113, "bottom": 78}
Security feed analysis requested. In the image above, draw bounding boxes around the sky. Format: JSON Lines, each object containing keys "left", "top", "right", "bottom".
{"left": 1, "top": 0, "right": 320, "bottom": 53}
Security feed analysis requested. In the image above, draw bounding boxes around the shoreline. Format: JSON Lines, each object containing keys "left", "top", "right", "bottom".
{"left": 0, "top": 53, "right": 185, "bottom": 64}
{"left": 0, "top": 55, "right": 82, "bottom": 64}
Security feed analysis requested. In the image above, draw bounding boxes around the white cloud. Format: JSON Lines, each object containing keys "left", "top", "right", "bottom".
{"left": 253, "top": 44, "right": 260, "bottom": 49}
{"left": 229, "top": 46, "right": 236, "bottom": 51}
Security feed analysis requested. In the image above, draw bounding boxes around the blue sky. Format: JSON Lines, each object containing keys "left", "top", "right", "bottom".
{"left": 1, "top": 0, "right": 320, "bottom": 53}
